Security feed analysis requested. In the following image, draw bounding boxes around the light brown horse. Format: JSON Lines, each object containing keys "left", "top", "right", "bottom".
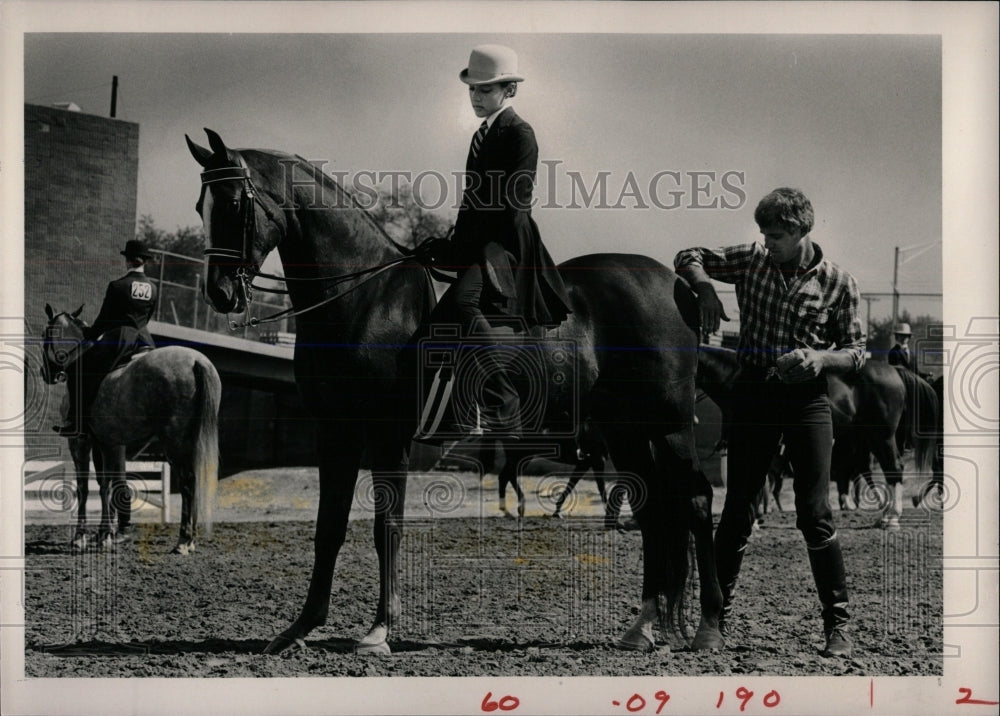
{"left": 41, "top": 304, "right": 220, "bottom": 553}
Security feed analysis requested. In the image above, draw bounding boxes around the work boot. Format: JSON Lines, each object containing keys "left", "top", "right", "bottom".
{"left": 807, "top": 537, "right": 852, "bottom": 657}
{"left": 713, "top": 533, "right": 747, "bottom": 640}
{"left": 823, "top": 626, "right": 853, "bottom": 657}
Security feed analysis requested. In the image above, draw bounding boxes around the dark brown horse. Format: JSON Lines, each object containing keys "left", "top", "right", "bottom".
{"left": 696, "top": 345, "right": 939, "bottom": 524}
{"left": 187, "top": 128, "right": 724, "bottom": 654}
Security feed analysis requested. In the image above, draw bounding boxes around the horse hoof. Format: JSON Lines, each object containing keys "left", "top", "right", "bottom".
{"left": 553, "top": 511, "right": 566, "bottom": 520}
{"left": 877, "top": 516, "right": 901, "bottom": 531}
{"left": 691, "top": 627, "right": 726, "bottom": 651}
{"left": 263, "top": 633, "right": 305, "bottom": 655}
{"left": 70, "top": 533, "right": 89, "bottom": 552}
{"left": 355, "top": 640, "right": 391, "bottom": 656}
{"left": 171, "top": 542, "right": 196, "bottom": 555}
{"left": 97, "top": 533, "right": 115, "bottom": 551}
{"left": 617, "top": 631, "right": 656, "bottom": 652}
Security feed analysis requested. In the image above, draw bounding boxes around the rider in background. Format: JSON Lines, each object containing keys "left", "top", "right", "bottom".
{"left": 416, "top": 44, "right": 571, "bottom": 439}
{"left": 887, "top": 323, "right": 917, "bottom": 372}
{"left": 55, "top": 239, "right": 158, "bottom": 435}
{"left": 674, "top": 187, "right": 865, "bottom": 658}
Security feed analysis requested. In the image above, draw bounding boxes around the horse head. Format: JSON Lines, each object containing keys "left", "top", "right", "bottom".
{"left": 41, "top": 303, "right": 86, "bottom": 384}
{"left": 186, "top": 128, "right": 282, "bottom": 314}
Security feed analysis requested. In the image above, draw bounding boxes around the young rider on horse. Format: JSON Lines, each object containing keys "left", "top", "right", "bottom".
{"left": 415, "top": 44, "right": 571, "bottom": 439}
{"left": 55, "top": 239, "right": 158, "bottom": 435}
{"left": 675, "top": 188, "right": 865, "bottom": 658}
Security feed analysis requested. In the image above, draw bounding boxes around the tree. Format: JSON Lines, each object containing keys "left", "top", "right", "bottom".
{"left": 367, "top": 182, "right": 453, "bottom": 250}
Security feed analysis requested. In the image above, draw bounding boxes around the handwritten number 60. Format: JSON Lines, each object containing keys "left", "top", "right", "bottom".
{"left": 482, "top": 692, "right": 520, "bottom": 712}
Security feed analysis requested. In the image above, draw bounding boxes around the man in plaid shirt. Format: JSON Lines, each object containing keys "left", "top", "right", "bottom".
{"left": 675, "top": 187, "right": 865, "bottom": 658}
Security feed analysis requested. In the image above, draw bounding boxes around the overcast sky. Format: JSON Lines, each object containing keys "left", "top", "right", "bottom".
{"left": 21, "top": 28, "right": 944, "bottom": 319}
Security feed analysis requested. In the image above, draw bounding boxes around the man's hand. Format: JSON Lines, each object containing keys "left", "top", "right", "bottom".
{"left": 694, "top": 281, "right": 730, "bottom": 335}
{"left": 776, "top": 347, "right": 825, "bottom": 382}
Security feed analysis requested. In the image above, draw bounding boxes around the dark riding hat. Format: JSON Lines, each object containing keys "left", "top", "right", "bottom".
{"left": 121, "top": 239, "right": 153, "bottom": 260}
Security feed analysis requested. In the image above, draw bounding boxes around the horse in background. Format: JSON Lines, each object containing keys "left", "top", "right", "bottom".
{"left": 696, "top": 345, "right": 939, "bottom": 528}
{"left": 188, "top": 128, "right": 724, "bottom": 655}
{"left": 41, "top": 305, "right": 221, "bottom": 553}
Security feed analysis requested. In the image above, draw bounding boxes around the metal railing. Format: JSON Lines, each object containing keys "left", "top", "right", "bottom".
{"left": 149, "top": 249, "right": 295, "bottom": 341}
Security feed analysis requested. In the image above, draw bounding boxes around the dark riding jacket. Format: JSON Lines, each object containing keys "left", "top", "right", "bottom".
{"left": 448, "top": 107, "right": 571, "bottom": 329}
{"left": 84, "top": 269, "right": 158, "bottom": 347}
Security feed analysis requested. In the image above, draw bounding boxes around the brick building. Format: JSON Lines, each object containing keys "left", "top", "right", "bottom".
{"left": 23, "top": 104, "right": 140, "bottom": 445}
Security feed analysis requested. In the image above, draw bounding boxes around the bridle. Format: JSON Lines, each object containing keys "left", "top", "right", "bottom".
{"left": 199, "top": 158, "right": 426, "bottom": 330}
{"left": 41, "top": 315, "right": 88, "bottom": 384}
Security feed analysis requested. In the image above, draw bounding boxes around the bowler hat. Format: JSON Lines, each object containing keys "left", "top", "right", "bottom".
{"left": 460, "top": 44, "right": 524, "bottom": 85}
{"left": 893, "top": 323, "right": 912, "bottom": 336}
{"left": 121, "top": 239, "right": 153, "bottom": 259}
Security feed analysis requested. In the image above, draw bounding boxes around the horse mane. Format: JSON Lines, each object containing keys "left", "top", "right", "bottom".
{"left": 242, "top": 149, "right": 411, "bottom": 256}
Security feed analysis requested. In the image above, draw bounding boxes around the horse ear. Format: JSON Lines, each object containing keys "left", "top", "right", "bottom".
{"left": 45, "top": 303, "right": 54, "bottom": 320}
{"left": 204, "top": 128, "right": 234, "bottom": 162}
{"left": 186, "top": 134, "right": 213, "bottom": 167}
{"left": 72, "top": 304, "right": 84, "bottom": 318}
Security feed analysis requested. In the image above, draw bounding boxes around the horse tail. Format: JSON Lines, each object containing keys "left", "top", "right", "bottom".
{"left": 896, "top": 367, "right": 939, "bottom": 475}
{"left": 192, "top": 357, "right": 221, "bottom": 538}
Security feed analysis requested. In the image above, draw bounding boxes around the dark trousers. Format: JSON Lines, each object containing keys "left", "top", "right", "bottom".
{"left": 715, "top": 370, "right": 849, "bottom": 632}
{"left": 447, "top": 260, "right": 521, "bottom": 434}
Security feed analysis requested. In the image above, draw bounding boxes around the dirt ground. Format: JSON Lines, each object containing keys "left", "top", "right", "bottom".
{"left": 22, "top": 469, "right": 942, "bottom": 678}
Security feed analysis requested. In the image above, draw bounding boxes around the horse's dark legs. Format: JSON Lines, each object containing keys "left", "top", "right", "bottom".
{"left": 871, "top": 435, "right": 904, "bottom": 528}
{"left": 603, "top": 430, "right": 661, "bottom": 650}
{"left": 69, "top": 436, "right": 91, "bottom": 550}
{"left": 552, "top": 466, "right": 586, "bottom": 518}
{"left": 496, "top": 451, "right": 524, "bottom": 518}
{"left": 654, "top": 431, "right": 725, "bottom": 651}
{"left": 264, "top": 423, "right": 364, "bottom": 654}
{"left": 173, "top": 468, "right": 196, "bottom": 554}
{"left": 109, "top": 445, "right": 130, "bottom": 537}
{"left": 361, "top": 427, "right": 409, "bottom": 653}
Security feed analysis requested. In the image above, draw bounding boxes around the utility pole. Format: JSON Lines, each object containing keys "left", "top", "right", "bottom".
{"left": 862, "top": 295, "right": 880, "bottom": 339}
{"left": 892, "top": 245, "right": 900, "bottom": 325}
{"left": 110, "top": 75, "right": 118, "bottom": 118}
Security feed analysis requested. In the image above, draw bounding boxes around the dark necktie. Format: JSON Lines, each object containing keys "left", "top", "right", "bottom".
{"left": 471, "top": 120, "right": 488, "bottom": 160}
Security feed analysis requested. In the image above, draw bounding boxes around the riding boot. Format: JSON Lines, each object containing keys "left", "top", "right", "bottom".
{"left": 474, "top": 345, "right": 522, "bottom": 439}
{"left": 807, "top": 537, "right": 852, "bottom": 657}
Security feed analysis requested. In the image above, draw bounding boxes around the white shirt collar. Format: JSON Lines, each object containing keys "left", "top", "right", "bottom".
{"left": 484, "top": 104, "right": 512, "bottom": 130}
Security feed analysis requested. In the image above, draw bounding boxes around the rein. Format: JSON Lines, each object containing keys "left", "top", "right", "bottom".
{"left": 200, "top": 159, "right": 446, "bottom": 330}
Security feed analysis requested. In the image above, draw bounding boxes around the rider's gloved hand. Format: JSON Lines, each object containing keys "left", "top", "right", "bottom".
{"left": 412, "top": 236, "right": 452, "bottom": 267}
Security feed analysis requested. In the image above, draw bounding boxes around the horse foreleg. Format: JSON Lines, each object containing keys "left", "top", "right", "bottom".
{"left": 69, "top": 444, "right": 92, "bottom": 550}
{"left": 360, "top": 464, "right": 408, "bottom": 654}
{"left": 94, "top": 447, "right": 116, "bottom": 548}
{"left": 872, "top": 437, "right": 904, "bottom": 529}
{"left": 108, "top": 445, "right": 131, "bottom": 542}
{"left": 553, "top": 468, "right": 585, "bottom": 518}
{"left": 264, "top": 425, "right": 364, "bottom": 655}
{"left": 604, "top": 431, "right": 676, "bottom": 651}
{"left": 173, "top": 469, "right": 196, "bottom": 555}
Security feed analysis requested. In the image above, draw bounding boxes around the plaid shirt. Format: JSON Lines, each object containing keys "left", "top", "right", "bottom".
{"left": 674, "top": 241, "right": 866, "bottom": 371}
